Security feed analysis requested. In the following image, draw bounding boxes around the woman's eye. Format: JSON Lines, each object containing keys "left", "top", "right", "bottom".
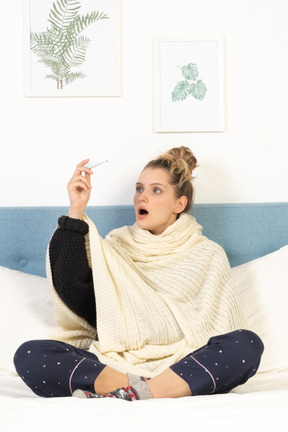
{"left": 136, "top": 186, "right": 143, "bottom": 193}
{"left": 153, "top": 188, "right": 162, "bottom": 194}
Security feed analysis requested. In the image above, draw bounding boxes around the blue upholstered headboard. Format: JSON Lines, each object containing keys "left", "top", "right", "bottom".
{"left": 0, "top": 203, "right": 288, "bottom": 277}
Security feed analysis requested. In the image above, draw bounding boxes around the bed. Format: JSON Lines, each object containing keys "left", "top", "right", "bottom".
{"left": 1, "top": 203, "right": 288, "bottom": 431}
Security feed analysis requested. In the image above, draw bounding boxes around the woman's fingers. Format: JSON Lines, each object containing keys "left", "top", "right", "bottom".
{"left": 69, "top": 172, "right": 92, "bottom": 187}
{"left": 69, "top": 160, "right": 93, "bottom": 189}
{"left": 67, "top": 161, "right": 93, "bottom": 201}
{"left": 71, "top": 159, "right": 93, "bottom": 179}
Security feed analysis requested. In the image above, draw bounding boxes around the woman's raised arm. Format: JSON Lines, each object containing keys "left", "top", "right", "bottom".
{"left": 67, "top": 159, "right": 93, "bottom": 220}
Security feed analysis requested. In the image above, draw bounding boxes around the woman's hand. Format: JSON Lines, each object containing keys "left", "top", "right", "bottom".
{"left": 67, "top": 159, "right": 93, "bottom": 220}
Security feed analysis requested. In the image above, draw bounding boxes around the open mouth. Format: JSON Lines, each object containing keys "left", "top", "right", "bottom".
{"left": 139, "top": 208, "right": 149, "bottom": 216}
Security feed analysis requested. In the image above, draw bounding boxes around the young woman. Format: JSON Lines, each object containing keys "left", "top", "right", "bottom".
{"left": 14, "top": 147, "right": 264, "bottom": 400}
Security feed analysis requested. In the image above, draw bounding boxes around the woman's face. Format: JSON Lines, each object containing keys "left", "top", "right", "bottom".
{"left": 133, "top": 167, "right": 187, "bottom": 235}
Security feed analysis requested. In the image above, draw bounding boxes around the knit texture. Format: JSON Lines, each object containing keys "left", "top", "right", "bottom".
{"left": 47, "top": 213, "right": 245, "bottom": 378}
{"left": 48, "top": 217, "right": 96, "bottom": 328}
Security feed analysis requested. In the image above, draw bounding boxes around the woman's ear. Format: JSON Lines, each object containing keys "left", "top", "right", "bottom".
{"left": 175, "top": 196, "right": 188, "bottom": 214}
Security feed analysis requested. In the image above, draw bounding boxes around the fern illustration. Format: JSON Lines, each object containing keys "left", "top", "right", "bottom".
{"left": 30, "top": 0, "right": 109, "bottom": 89}
{"left": 172, "top": 63, "right": 207, "bottom": 102}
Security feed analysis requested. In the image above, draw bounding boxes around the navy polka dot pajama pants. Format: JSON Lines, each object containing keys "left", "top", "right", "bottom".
{"left": 171, "top": 329, "right": 264, "bottom": 395}
{"left": 14, "top": 329, "right": 264, "bottom": 398}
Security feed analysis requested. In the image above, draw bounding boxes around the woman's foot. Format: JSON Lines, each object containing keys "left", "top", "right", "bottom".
{"left": 73, "top": 375, "right": 152, "bottom": 401}
{"left": 73, "top": 386, "right": 140, "bottom": 401}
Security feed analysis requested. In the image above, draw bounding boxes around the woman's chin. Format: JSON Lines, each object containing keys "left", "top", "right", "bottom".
{"left": 136, "top": 219, "right": 151, "bottom": 232}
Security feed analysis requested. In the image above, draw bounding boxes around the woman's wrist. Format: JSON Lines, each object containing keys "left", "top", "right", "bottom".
{"left": 68, "top": 207, "right": 85, "bottom": 220}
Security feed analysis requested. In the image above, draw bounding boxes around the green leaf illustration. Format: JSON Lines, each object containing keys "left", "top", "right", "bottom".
{"left": 65, "top": 71, "right": 86, "bottom": 85}
{"left": 181, "top": 63, "right": 198, "bottom": 81}
{"left": 48, "top": 0, "right": 81, "bottom": 33}
{"left": 62, "top": 35, "right": 91, "bottom": 67}
{"left": 171, "top": 81, "right": 192, "bottom": 102}
{"left": 172, "top": 63, "right": 207, "bottom": 103}
{"left": 30, "top": 0, "right": 109, "bottom": 89}
{"left": 191, "top": 80, "right": 207, "bottom": 101}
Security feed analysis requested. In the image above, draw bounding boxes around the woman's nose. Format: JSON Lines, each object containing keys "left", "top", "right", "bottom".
{"left": 140, "top": 192, "right": 148, "bottom": 202}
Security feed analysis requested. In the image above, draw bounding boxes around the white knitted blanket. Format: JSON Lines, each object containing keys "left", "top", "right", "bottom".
{"left": 48, "top": 213, "right": 245, "bottom": 377}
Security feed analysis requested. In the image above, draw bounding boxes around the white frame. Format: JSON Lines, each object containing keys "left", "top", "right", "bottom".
{"left": 24, "top": 0, "right": 122, "bottom": 97}
{"left": 153, "top": 36, "right": 225, "bottom": 132}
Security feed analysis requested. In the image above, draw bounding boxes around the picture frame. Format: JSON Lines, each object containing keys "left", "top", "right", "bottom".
{"left": 153, "top": 36, "right": 225, "bottom": 132}
{"left": 24, "top": 0, "right": 122, "bottom": 97}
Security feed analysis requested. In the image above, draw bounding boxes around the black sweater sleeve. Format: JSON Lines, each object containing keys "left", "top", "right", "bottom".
{"left": 49, "top": 216, "right": 96, "bottom": 329}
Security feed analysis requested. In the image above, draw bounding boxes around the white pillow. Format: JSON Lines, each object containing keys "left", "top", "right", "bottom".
{"left": 0, "top": 266, "right": 57, "bottom": 372}
{"left": 232, "top": 245, "right": 288, "bottom": 373}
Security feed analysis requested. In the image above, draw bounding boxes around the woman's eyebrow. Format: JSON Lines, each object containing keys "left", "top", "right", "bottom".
{"left": 136, "top": 182, "right": 166, "bottom": 188}
{"left": 151, "top": 182, "right": 166, "bottom": 188}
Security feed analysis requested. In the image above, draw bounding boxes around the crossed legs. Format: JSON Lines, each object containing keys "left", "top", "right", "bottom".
{"left": 14, "top": 329, "right": 264, "bottom": 399}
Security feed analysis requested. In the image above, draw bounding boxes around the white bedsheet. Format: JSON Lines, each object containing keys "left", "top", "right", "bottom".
{"left": 1, "top": 247, "right": 288, "bottom": 432}
{"left": 1, "top": 369, "right": 288, "bottom": 432}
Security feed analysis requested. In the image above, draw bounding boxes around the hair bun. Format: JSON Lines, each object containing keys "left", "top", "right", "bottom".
{"left": 166, "top": 146, "right": 197, "bottom": 176}
{"left": 156, "top": 146, "right": 197, "bottom": 186}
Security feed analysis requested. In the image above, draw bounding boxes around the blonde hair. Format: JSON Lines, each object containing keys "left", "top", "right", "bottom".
{"left": 144, "top": 146, "right": 198, "bottom": 213}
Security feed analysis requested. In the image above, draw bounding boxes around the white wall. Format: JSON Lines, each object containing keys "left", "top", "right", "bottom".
{"left": 0, "top": 0, "right": 287, "bottom": 206}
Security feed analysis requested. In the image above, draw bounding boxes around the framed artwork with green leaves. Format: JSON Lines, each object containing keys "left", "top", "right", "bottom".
{"left": 153, "top": 36, "right": 225, "bottom": 132}
{"left": 24, "top": 0, "right": 121, "bottom": 97}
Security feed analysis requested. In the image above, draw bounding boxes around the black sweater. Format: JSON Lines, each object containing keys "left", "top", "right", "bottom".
{"left": 49, "top": 216, "right": 96, "bottom": 329}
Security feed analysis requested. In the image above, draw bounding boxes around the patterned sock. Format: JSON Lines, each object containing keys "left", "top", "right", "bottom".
{"left": 141, "top": 376, "right": 151, "bottom": 383}
{"left": 127, "top": 373, "right": 151, "bottom": 386}
{"left": 72, "top": 386, "right": 138, "bottom": 401}
{"left": 73, "top": 378, "right": 153, "bottom": 401}
{"left": 132, "top": 380, "right": 153, "bottom": 399}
